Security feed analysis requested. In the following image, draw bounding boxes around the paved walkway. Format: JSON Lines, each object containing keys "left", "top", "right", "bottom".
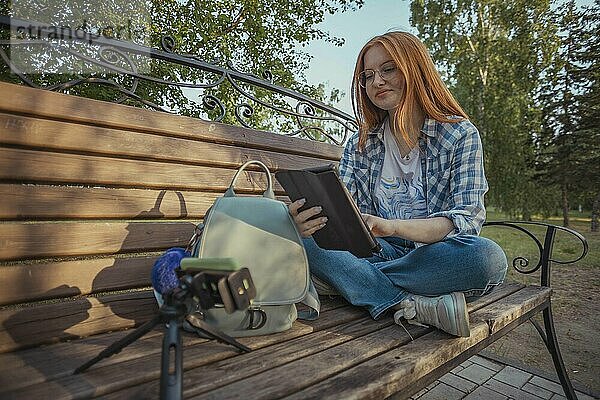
{"left": 410, "top": 354, "right": 598, "bottom": 400}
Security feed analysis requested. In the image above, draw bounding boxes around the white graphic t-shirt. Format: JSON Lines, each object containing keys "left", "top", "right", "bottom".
{"left": 375, "top": 121, "right": 428, "bottom": 222}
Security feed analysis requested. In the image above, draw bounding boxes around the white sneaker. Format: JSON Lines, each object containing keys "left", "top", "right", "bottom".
{"left": 394, "top": 292, "right": 470, "bottom": 337}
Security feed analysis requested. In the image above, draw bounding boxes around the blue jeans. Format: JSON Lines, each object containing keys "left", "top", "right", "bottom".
{"left": 303, "top": 235, "right": 508, "bottom": 319}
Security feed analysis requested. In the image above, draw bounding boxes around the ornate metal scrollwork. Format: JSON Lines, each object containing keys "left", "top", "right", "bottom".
{"left": 201, "top": 94, "right": 226, "bottom": 122}
{"left": 483, "top": 220, "right": 589, "bottom": 284}
{"left": 0, "top": 16, "right": 356, "bottom": 145}
{"left": 161, "top": 35, "right": 176, "bottom": 53}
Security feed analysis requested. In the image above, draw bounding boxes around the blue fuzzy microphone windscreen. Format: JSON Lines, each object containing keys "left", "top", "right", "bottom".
{"left": 151, "top": 247, "right": 190, "bottom": 295}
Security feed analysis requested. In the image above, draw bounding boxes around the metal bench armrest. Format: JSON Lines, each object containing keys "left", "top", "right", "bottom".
{"left": 483, "top": 221, "right": 589, "bottom": 287}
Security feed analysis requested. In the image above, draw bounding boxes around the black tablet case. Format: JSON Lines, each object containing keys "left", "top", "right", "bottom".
{"left": 275, "top": 165, "right": 381, "bottom": 258}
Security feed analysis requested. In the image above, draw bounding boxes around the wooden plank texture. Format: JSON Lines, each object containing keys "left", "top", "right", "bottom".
{"left": 0, "top": 147, "right": 288, "bottom": 192}
{"left": 0, "top": 286, "right": 551, "bottom": 399}
{"left": 478, "top": 285, "right": 551, "bottom": 334}
{"left": 0, "top": 112, "right": 332, "bottom": 170}
{"left": 281, "top": 321, "right": 491, "bottom": 400}
{"left": 0, "top": 256, "right": 157, "bottom": 306}
{"left": 465, "top": 282, "right": 524, "bottom": 313}
{"left": 281, "top": 286, "right": 551, "bottom": 400}
{"left": 1, "top": 305, "right": 367, "bottom": 399}
{"left": 0, "top": 298, "right": 348, "bottom": 394}
{"left": 106, "top": 315, "right": 402, "bottom": 400}
{"left": 0, "top": 291, "right": 157, "bottom": 353}
{"left": 0, "top": 221, "right": 196, "bottom": 261}
{"left": 0, "top": 82, "right": 343, "bottom": 160}
{"left": 0, "top": 184, "right": 290, "bottom": 220}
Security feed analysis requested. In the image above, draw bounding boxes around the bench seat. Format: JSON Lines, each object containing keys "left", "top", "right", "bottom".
{"left": 0, "top": 82, "right": 587, "bottom": 400}
{"left": 0, "top": 283, "right": 548, "bottom": 400}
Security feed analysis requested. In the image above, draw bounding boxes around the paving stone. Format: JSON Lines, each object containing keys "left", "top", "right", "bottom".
{"left": 549, "top": 394, "right": 567, "bottom": 400}
{"left": 469, "top": 355, "right": 503, "bottom": 372}
{"left": 419, "top": 382, "right": 464, "bottom": 400}
{"left": 484, "top": 378, "right": 543, "bottom": 400}
{"left": 460, "top": 360, "right": 473, "bottom": 369}
{"left": 463, "top": 385, "right": 508, "bottom": 400}
{"left": 451, "top": 365, "right": 465, "bottom": 374}
{"left": 522, "top": 382, "right": 554, "bottom": 399}
{"left": 410, "top": 386, "right": 429, "bottom": 399}
{"left": 529, "top": 376, "right": 566, "bottom": 395}
{"left": 494, "top": 365, "right": 533, "bottom": 388}
{"left": 425, "top": 381, "right": 439, "bottom": 391}
{"left": 439, "top": 373, "right": 478, "bottom": 394}
{"left": 575, "top": 391, "right": 598, "bottom": 400}
{"left": 457, "top": 363, "right": 497, "bottom": 385}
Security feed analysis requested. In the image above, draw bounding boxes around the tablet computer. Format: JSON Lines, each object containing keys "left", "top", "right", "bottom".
{"left": 275, "top": 164, "right": 381, "bottom": 258}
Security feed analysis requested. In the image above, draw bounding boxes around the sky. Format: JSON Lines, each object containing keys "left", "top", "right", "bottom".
{"left": 302, "top": 0, "right": 595, "bottom": 115}
{"left": 302, "top": 0, "right": 413, "bottom": 114}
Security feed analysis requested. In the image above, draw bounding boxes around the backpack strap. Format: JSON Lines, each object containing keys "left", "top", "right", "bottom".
{"left": 297, "top": 279, "right": 320, "bottom": 320}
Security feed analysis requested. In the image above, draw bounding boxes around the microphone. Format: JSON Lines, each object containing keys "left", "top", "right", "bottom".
{"left": 151, "top": 247, "right": 190, "bottom": 295}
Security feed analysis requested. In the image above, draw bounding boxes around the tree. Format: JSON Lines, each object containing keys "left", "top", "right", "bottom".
{"left": 535, "top": 0, "right": 581, "bottom": 227}
{"left": 410, "top": 0, "right": 560, "bottom": 218}
{"left": 536, "top": 0, "right": 599, "bottom": 228}
{"left": 571, "top": 0, "right": 600, "bottom": 231}
{"left": 0, "top": 0, "right": 363, "bottom": 140}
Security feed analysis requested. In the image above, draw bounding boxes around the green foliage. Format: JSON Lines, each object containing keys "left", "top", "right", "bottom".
{"left": 410, "top": 0, "right": 598, "bottom": 220}
{"left": 410, "top": 0, "right": 560, "bottom": 217}
{"left": 535, "top": 0, "right": 600, "bottom": 226}
{"left": 142, "top": 0, "right": 364, "bottom": 135}
{"left": 0, "top": 0, "right": 363, "bottom": 141}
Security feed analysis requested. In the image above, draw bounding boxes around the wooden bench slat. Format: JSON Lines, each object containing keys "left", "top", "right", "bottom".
{"left": 0, "top": 291, "right": 157, "bottom": 353}
{"left": 465, "top": 282, "right": 524, "bottom": 313}
{"left": 189, "top": 325, "right": 418, "bottom": 400}
{"left": 0, "top": 304, "right": 367, "bottom": 399}
{"left": 281, "top": 322, "right": 491, "bottom": 400}
{"left": 0, "top": 330, "right": 196, "bottom": 395}
{"left": 0, "top": 285, "right": 551, "bottom": 399}
{"left": 0, "top": 112, "right": 335, "bottom": 170}
{"left": 0, "top": 298, "right": 349, "bottom": 394}
{"left": 477, "top": 285, "right": 552, "bottom": 334}
{"left": 96, "top": 284, "right": 536, "bottom": 399}
{"left": 0, "top": 147, "right": 291, "bottom": 192}
{"left": 0, "top": 82, "right": 344, "bottom": 160}
{"left": 107, "top": 314, "right": 401, "bottom": 400}
{"left": 0, "top": 184, "right": 292, "bottom": 220}
{"left": 281, "top": 286, "right": 552, "bottom": 400}
{"left": 0, "top": 221, "right": 195, "bottom": 261}
{"left": 0, "top": 256, "right": 157, "bottom": 306}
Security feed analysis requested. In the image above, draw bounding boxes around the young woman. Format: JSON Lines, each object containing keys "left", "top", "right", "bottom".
{"left": 289, "top": 31, "right": 508, "bottom": 337}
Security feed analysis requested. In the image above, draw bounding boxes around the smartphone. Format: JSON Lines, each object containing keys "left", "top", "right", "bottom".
{"left": 178, "top": 258, "right": 255, "bottom": 313}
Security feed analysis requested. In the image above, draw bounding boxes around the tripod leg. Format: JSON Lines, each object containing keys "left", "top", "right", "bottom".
{"left": 186, "top": 314, "right": 251, "bottom": 353}
{"left": 160, "top": 318, "right": 183, "bottom": 400}
{"left": 74, "top": 314, "right": 162, "bottom": 374}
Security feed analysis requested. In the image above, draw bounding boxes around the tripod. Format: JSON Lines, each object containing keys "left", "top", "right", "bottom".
{"left": 73, "top": 282, "right": 251, "bottom": 400}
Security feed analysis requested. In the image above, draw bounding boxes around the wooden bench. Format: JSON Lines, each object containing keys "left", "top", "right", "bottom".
{"left": 0, "top": 81, "right": 588, "bottom": 400}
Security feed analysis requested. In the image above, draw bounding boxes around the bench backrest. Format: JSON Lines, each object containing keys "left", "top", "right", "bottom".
{"left": 0, "top": 82, "right": 343, "bottom": 353}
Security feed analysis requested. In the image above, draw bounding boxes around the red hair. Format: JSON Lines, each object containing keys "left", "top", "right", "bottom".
{"left": 351, "top": 31, "right": 468, "bottom": 150}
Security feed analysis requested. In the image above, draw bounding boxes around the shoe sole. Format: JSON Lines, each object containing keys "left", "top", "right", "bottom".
{"left": 450, "top": 292, "right": 470, "bottom": 337}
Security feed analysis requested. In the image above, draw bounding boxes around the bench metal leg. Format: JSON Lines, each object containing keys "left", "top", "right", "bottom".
{"left": 531, "top": 303, "right": 578, "bottom": 400}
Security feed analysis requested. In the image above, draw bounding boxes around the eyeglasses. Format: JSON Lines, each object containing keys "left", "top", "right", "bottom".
{"left": 358, "top": 62, "right": 398, "bottom": 88}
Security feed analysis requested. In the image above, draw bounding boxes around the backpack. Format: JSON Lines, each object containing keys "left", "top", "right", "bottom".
{"left": 185, "top": 160, "right": 319, "bottom": 337}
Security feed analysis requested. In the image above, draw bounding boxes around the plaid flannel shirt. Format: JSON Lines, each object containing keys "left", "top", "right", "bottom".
{"left": 339, "top": 117, "right": 488, "bottom": 237}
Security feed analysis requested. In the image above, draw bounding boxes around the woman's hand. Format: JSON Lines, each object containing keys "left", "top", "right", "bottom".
{"left": 288, "top": 198, "right": 328, "bottom": 238}
{"left": 361, "top": 213, "right": 396, "bottom": 237}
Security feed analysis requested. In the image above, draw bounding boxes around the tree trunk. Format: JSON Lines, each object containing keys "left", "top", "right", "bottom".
{"left": 561, "top": 184, "right": 570, "bottom": 227}
{"left": 522, "top": 204, "right": 532, "bottom": 222}
{"left": 592, "top": 191, "right": 599, "bottom": 232}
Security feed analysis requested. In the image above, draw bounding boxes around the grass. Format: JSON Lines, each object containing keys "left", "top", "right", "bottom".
{"left": 481, "top": 210, "right": 600, "bottom": 393}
